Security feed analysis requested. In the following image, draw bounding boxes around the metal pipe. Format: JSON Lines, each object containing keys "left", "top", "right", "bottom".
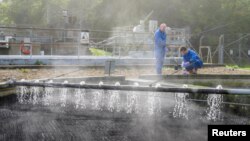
{"left": 9, "top": 81, "right": 250, "bottom": 95}
{"left": 189, "top": 99, "right": 250, "bottom": 107}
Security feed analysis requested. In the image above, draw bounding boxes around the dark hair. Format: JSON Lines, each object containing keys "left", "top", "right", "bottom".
{"left": 180, "top": 47, "right": 187, "bottom": 52}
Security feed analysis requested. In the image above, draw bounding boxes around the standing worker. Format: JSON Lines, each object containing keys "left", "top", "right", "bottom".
{"left": 154, "top": 23, "right": 167, "bottom": 75}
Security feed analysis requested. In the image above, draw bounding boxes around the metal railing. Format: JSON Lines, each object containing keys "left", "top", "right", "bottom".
{"left": 0, "top": 26, "right": 188, "bottom": 58}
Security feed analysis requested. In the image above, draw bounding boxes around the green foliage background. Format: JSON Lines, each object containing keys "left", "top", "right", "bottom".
{"left": 1, "top": 0, "right": 250, "bottom": 34}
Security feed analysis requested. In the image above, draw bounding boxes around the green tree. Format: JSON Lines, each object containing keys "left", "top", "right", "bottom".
{"left": 1, "top": 0, "right": 250, "bottom": 34}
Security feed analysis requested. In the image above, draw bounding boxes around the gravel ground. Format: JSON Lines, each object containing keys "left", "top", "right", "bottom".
{"left": 0, "top": 67, "right": 250, "bottom": 82}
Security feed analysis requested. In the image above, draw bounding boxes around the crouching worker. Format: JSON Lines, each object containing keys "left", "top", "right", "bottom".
{"left": 180, "top": 47, "right": 203, "bottom": 74}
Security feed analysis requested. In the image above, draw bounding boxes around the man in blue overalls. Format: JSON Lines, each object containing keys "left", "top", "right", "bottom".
{"left": 180, "top": 47, "right": 203, "bottom": 74}
{"left": 154, "top": 23, "right": 167, "bottom": 75}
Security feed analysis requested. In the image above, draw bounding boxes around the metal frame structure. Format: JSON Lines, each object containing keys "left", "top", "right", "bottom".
{"left": 218, "top": 35, "right": 224, "bottom": 64}
{"left": 199, "top": 36, "right": 212, "bottom": 63}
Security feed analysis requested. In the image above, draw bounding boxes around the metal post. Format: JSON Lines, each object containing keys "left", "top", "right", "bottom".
{"left": 105, "top": 60, "right": 115, "bottom": 76}
{"left": 78, "top": 11, "right": 83, "bottom": 59}
{"left": 199, "top": 35, "right": 204, "bottom": 59}
{"left": 62, "top": 10, "right": 68, "bottom": 43}
{"left": 119, "top": 45, "right": 121, "bottom": 57}
{"left": 20, "top": 39, "right": 22, "bottom": 56}
{"left": 30, "top": 29, "right": 33, "bottom": 59}
{"left": 50, "top": 36, "right": 53, "bottom": 56}
{"left": 218, "top": 34, "right": 224, "bottom": 64}
{"left": 239, "top": 33, "right": 242, "bottom": 66}
{"left": 77, "top": 31, "right": 80, "bottom": 59}
{"left": 46, "top": 0, "right": 49, "bottom": 24}
{"left": 118, "top": 32, "right": 121, "bottom": 57}
{"left": 199, "top": 35, "right": 204, "bottom": 47}
{"left": 109, "top": 61, "right": 112, "bottom": 76}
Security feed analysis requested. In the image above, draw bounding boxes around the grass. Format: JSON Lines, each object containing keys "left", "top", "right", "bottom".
{"left": 34, "top": 60, "right": 44, "bottom": 65}
{"left": 19, "top": 68, "right": 29, "bottom": 73}
{"left": 226, "top": 65, "right": 250, "bottom": 70}
{"left": 89, "top": 48, "right": 112, "bottom": 56}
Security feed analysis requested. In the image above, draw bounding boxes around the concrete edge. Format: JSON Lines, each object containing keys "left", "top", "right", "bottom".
{"left": 139, "top": 74, "right": 250, "bottom": 80}
{"left": 0, "top": 64, "right": 225, "bottom": 69}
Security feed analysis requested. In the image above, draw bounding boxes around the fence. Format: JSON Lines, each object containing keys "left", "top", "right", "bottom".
{"left": 0, "top": 26, "right": 153, "bottom": 57}
{"left": 195, "top": 33, "right": 250, "bottom": 65}
{"left": 0, "top": 26, "right": 189, "bottom": 58}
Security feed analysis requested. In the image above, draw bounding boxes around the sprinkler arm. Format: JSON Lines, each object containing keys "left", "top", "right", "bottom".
{"left": 9, "top": 80, "right": 250, "bottom": 95}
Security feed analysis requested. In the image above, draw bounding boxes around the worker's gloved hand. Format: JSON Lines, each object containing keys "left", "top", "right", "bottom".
{"left": 182, "top": 62, "right": 190, "bottom": 68}
{"left": 183, "top": 70, "right": 189, "bottom": 75}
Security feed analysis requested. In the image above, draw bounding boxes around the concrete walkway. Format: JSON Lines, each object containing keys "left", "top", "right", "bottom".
{"left": 0, "top": 55, "right": 182, "bottom": 66}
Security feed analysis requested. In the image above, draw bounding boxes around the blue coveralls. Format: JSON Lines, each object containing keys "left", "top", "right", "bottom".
{"left": 154, "top": 29, "right": 167, "bottom": 75}
{"left": 182, "top": 49, "right": 203, "bottom": 71}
